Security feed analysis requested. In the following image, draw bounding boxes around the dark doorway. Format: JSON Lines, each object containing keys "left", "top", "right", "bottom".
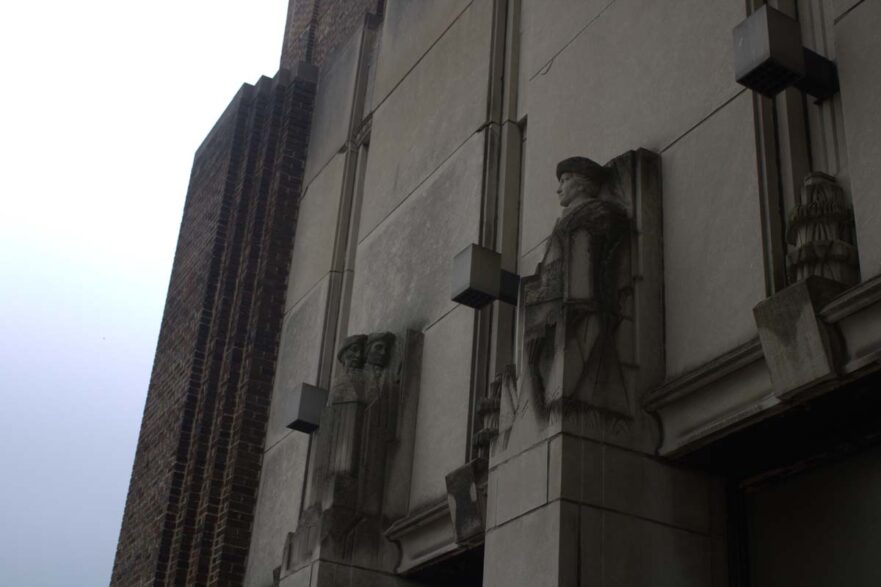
{"left": 684, "top": 369, "right": 881, "bottom": 586}
{"left": 407, "top": 545, "right": 484, "bottom": 587}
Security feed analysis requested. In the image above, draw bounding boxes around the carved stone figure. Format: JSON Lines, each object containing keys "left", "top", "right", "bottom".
{"left": 327, "top": 335, "right": 367, "bottom": 486}
{"left": 337, "top": 334, "right": 367, "bottom": 371}
{"left": 285, "top": 330, "right": 404, "bottom": 576}
{"left": 522, "top": 156, "right": 632, "bottom": 420}
{"left": 366, "top": 331, "right": 394, "bottom": 368}
{"left": 787, "top": 172, "right": 859, "bottom": 287}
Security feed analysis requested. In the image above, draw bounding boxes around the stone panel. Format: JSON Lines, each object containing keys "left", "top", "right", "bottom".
{"left": 246, "top": 434, "right": 311, "bottom": 587}
{"left": 483, "top": 501, "right": 578, "bottom": 587}
{"left": 358, "top": 0, "right": 492, "bottom": 240}
{"left": 371, "top": 0, "right": 473, "bottom": 107}
{"left": 349, "top": 132, "right": 484, "bottom": 336}
{"left": 836, "top": 1, "right": 881, "bottom": 279}
{"left": 269, "top": 276, "right": 330, "bottom": 447}
{"left": 304, "top": 28, "right": 363, "bottom": 186}
{"left": 520, "top": 0, "right": 745, "bottom": 257}
{"left": 279, "top": 566, "right": 311, "bottom": 587}
{"left": 599, "top": 509, "right": 711, "bottom": 587}
{"left": 520, "top": 0, "right": 611, "bottom": 82}
{"left": 833, "top": 0, "right": 865, "bottom": 20}
{"left": 407, "top": 306, "right": 474, "bottom": 509}
{"left": 286, "top": 154, "right": 345, "bottom": 312}
{"left": 491, "top": 442, "right": 549, "bottom": 527}
{"left": 603, "top": 447, "right": 710, "bottom": 533}
{"left": 547, "top": 435, "right": 603, "bottom": 506}
{"left": 662, "top": 92, "right": 765, "bottom": 377}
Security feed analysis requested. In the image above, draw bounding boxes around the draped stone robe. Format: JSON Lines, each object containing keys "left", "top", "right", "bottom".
{"left": 522, "top": 196, "right": 632, "bottom": 418}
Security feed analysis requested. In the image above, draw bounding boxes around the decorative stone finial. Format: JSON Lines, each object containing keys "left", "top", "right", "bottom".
{"left": 786, "top": 172, "right": 859, "bottom": 287}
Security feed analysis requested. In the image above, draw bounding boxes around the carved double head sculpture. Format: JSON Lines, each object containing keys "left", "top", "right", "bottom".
{"left": 337, "top": 332, "right": 395, "bottom": 371}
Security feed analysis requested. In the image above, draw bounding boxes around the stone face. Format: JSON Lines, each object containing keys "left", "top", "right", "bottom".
{"left": 269, "top": 276, "right": 331, "bottom": 447}
{"left": 246, "top": 433, "right": 311, "bottom": 587}
{"left": 663, "top": 92, "right": 765, "bottom": 378}
{"left": 836, "top": 0, "right": 881, "bottom": 279}
{"left": 285, "top": 154, "right": 346, "bottom": 313}
{"left": 304, "top": 27, "right": 364, "bottom": 186}
{"left": 520, "top": 0, "right": 744, "bottom": 258}
{"left": 370, "top": 0, "right": 473, "bottom": 108}
{"left": 358, "top": 0, "right": 492, "bottom": 240}
{"left": 348, "top": 131, "right": 484, "bottom": 336}
{"left": 408, "top": 306, "right": 474, "bottom": 508}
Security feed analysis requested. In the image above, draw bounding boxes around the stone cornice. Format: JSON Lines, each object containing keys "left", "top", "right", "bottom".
{"left": 820, "top": 273, "right": 881, "bottom": 323}
{"left": 384, "top": 498, "right": 459, "bottom": 574}
{"left": 645, "top": 275, "right": 881, "bottom": 457}
{"left": 643, "top": 339, "right": 764, "bottom": 411}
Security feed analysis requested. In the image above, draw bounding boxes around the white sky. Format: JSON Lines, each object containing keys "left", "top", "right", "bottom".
{"left": 0, "top": 1, "right": 289, "bottom": 584}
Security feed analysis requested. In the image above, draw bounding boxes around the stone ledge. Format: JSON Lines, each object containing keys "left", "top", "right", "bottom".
{"left": 384, "top": 499, "right": 459, "bottom": 574}
{"left": 820, "top": 272, "right": 881, "bottom": 323}
{"left": 646, "top": 275, "right": 881, "bottom": 457}
{"left": 644, "top": 339, "right": 764, "bottom": 412}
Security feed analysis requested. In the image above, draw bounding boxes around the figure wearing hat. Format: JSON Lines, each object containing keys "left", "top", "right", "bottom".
{"left": 324, "top": 334, "right": 368, "bottom": 487}
{"left": 522, "top": 156, "right": 632, "bottom": 420}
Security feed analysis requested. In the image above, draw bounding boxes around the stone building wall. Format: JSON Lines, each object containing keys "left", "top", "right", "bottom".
{"left": 115, "top": 0, "right": 881, "bottom": 585}
{"left": 248, "top": 0, "right": 881, "bottom": 586}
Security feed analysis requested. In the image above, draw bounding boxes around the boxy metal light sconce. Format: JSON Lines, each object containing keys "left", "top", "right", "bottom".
{"left": 733, "top": 5, "right": 838, "bottom": 102}
{"left": 285, "top": 383, "right": 328, "bottom": 433}
{"left": 451, "top": 243, "right": 520, "bottom": 309}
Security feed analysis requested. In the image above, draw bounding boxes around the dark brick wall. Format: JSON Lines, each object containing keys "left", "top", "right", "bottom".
{"left": 280, "top": 0, "right": 384, "bottom": 69}
{"left": 111, "top": 70, "right": 316, "bottom": 586}
{"left": 113, "top": 0, "right": 385, "bottom": 582}
{"left": 280, "top": 0, "right": 319, "bottom": 68}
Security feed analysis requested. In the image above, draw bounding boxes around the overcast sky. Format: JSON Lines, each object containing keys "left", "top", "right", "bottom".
{"left": 0, "top": 1, "right": 289, "bottom": 584}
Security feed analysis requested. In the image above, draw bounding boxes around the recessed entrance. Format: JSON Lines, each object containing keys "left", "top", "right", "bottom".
{"left": 407, "top": 545, "right": 484, "bottom": 587}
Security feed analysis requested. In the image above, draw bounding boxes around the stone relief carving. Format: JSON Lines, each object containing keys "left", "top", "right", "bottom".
{"left": 492, "top": 150, "right": 664, "bottom": 452}
{"left": 523, "top": 156, "right": 633, "bottom": 421}
{"left": 787, "top": 172, "right": 859, "bottom": 287}
{"left": 283, "top": 329, "right": 422, "bottom": 578}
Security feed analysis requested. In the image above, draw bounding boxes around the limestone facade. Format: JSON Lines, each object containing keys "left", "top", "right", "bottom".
{"left": 116, "top": 0, "right": 881, "bottom": 585}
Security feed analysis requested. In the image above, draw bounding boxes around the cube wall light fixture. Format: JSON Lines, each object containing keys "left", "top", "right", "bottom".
{"left": 451, "top": 244, "right": 520, "bottom": 309}
{"left": 733, "top": 5, "right": 838, "bottom": 102}
{"left": 285, "top": 383, "right": 328, "bottom": 433}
